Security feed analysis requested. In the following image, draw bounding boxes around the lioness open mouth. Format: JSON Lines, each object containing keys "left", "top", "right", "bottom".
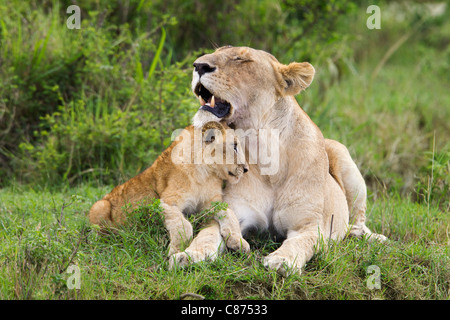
{"left": 194, "top": 83, "right": 232, "bottom": 118}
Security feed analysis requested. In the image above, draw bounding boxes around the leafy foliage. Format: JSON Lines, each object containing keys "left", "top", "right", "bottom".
{"left": 0, "top": 0, "right": 361, "bottom": 186}
{"left": 416, "top": 147, "right": 450, "bottom": 210}
{"left": 1, "top": 186, "right": 448, "bottom": 299}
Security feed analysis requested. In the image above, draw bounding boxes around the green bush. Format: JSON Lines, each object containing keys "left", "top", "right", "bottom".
{"left": 1, "top": 1, "right": 196, "bottom": 185}
{"left": 1, "top": 0, "right": 448, "bottom": 200}
{"left": 416, "top": 146, "right": 450, "bottom": 210}
{"left": 0, "top": 0, "right": 358, "bottom": 186}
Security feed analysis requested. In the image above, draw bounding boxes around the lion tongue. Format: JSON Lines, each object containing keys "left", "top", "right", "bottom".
{"left": 198, "top": 94, "right": 230, "bottom": 117}
{"left": 200, "top": 103, "right": 230, "bottom": 118}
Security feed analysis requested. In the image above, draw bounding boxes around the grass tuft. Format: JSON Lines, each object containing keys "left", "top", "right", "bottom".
{"left": 0, "top": 185, "right": 448, "bottom": 300}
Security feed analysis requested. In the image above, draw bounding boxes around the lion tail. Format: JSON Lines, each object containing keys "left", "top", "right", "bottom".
{"left": 89, "top": 199, "right": 113, "bottom": 227}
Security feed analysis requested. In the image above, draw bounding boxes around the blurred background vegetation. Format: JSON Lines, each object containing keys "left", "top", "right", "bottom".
{"left": 0, "top": 0, "right": 448, "bottom": 209}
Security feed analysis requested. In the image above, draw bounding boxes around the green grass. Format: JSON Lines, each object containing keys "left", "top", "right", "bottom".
{"left": 0, "top": 184, "right": 448, "bottom": 300}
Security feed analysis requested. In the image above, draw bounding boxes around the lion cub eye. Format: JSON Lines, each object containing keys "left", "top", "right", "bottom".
{"left": 233, "top": 56, "right": 243, "bottom": 61}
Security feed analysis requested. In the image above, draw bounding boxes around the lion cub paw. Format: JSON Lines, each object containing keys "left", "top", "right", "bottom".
{"left": 168, "top": 248, "right": 215, "bottom": 269}
{"left": 226, "top": 236, "right": 250, "bottom": 253}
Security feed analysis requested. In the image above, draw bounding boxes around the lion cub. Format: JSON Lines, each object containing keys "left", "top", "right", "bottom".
{"left": 89, "top": 121, "right": 250, "bottom": 265}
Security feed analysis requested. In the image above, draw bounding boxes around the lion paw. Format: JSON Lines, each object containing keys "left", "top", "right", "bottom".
{"left": 368, "top": 233, "right": 388, "bottom": 242}
{"left": 168, "top": 245, "right": 179, "bottom": 257}
{"left": 169, "top": 252, "right": 190, "bottom": 269}
{"left": 263, "top": 253, "right": 302, "bottom": 277}
{"left": 349, "top": 225, "right": 388, "bottom": 243}
{"left": 226, "top": 236, "right": 250, "bottom": 253}
{"left": 169, "top": 247, "right": 219, "bottom": 269}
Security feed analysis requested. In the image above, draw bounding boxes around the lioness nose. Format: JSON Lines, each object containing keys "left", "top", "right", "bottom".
{"left": 243, "top": 166, "right": 249, "bottom": 173}
{"left": 193, "top": 63, "right": 216, "bottom": 77}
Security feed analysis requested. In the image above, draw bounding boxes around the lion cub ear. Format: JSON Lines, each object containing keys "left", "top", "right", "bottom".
{"left": 202, "top": 121, "right": 225, "bottom": 144}
{"left": 279, "top": 62, "right": 315, "bottom": 96}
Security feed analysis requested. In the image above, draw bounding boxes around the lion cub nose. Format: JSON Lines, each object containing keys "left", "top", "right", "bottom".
{"left": 243, "top": 166, "right": 249, "bottom": 173}
{"left": 193, "top": 63, "right": 216, "bottom": 77}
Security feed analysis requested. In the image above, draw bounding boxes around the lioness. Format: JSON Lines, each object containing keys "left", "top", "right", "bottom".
{"left": 191, "top": 46, "right": 387, "bottom": 275}
{"left": 89, "top": 121, "right": 250, "bottom": 267}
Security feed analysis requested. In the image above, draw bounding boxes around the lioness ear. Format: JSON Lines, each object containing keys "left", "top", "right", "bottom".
{"left": 280, "top": 62, "right": 315, "bottom": 96}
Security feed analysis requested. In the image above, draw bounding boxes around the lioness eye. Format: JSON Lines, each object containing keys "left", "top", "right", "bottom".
{"left": 233, "top": 56, "right": 242, "bottom": 61}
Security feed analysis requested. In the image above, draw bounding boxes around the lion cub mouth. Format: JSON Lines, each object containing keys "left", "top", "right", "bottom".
{"left": 228, "top": 171, "right": 237, "bottom": 177}
{"left": 194, "top": 83, "right": 232, "bottom": 118}
{"left": 228, "top": 166, "right": 244, "bottom": 182}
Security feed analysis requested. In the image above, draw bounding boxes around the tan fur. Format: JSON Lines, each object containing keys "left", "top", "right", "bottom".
{"left": 89, "top": 121, "right": 250, "bottom": 268}
{"left": 191, "top": 46, "right": 387, "bottom": 275}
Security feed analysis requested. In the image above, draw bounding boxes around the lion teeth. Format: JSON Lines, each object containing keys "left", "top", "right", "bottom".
{"left": 199, "top": 96, "right": 206, "bottom": 106}
{"left": 210, "top": 96, "right": 215, "bottom": 108}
